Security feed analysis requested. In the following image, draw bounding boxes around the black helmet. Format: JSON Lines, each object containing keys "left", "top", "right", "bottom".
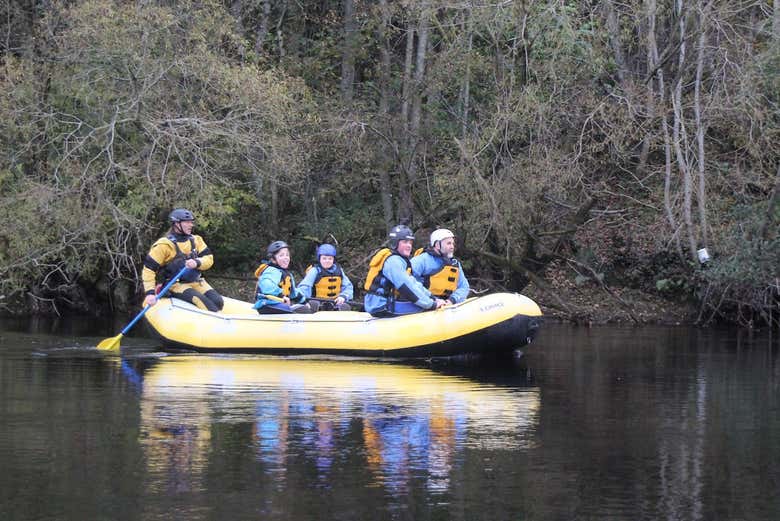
{"left": 267, "top": 240, "right": 289, "bottom": 258}
{"left": 169, "top": 208, "right": 195, "bottom": 223}
{"left": 388, "top": 225, "right": 415, "bottom": 249}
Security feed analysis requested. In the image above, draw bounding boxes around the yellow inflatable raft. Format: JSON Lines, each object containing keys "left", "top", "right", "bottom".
{"left": 142, "top": 292, "right": 542, "bottom": 357}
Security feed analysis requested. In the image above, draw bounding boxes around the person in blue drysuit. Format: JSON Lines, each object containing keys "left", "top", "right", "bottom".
{"left": 363, "top": 225, "right": 449, "bottom": 317}
{"left": 411, "top": 228, "right": 470, "bottom": 305}
{"left": 298, "top": 243, "right": 355, "bottom": 311}
{"left": 253, "top": 241, "right": 313, "bottom": 314}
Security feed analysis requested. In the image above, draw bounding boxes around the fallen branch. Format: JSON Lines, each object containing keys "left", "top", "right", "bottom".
{"left": 478, "top": 249, "right": 573, "bottom": 315}
{"left": 564, "top": 257, "right": 640, "bottom": 324}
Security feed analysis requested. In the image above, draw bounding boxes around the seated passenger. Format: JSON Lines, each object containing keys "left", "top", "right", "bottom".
{"left": 253, "top": 241, "right": 313, "bottom": 314}
{"left": 411, "top": 228, "right": 470, "bottom": 304}
{"left": 298, "top": 244, "right": 355, "bottom": 311}
{"left": 142, "top": 208, "right": 224, "bottom": 312}
{"left": 363, "top": 225, "right": 449, "bottom": 317}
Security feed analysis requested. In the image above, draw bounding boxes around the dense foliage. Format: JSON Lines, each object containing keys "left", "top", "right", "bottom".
{"left": 1, "top": 0, "right": 777, "bottom": 326}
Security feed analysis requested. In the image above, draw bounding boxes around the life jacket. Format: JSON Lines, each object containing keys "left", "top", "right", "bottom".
{"left": 415, "top": 247, "right": 460, "bottom": 299}
{"left": 364, "top": 248, "right": 412, "bottom": 300}
{"left": 305, "top": 264, "right": 343, "bottom": 299}
{"left": 254, "top": 262, "right": 293, "bottom": 297}
{"left": 160, "top": 233, "right": 202, "bottom": 284}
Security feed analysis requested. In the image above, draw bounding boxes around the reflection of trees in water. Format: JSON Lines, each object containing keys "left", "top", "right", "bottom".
{"left": 658, "top": 371, "right": 707, "bottom": 521}
{"left": 528, "top": 335, "right": 712, "bottom": 520}
{"left": 527, "top": 327, "right": 780, "bottom": 520}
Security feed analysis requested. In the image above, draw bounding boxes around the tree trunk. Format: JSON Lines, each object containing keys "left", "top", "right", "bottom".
{"left": 638, "top": 4, "right": 655, "bottom": 172}
{"left": 231, "top": 1, "right": 244, "bottom": 35}
{"left": 774, "top": 0, "right": 780, "bottom": 41}
{"left": 760, "top": 163, "right": 780, "bottom": 241}
{"left": 398, "top": 14, "right": 416, "bottom": 222}
{"left": 254, "top": 0, "right": 271, "bottom": 55}
{"left": 230, "top": 0, "right": 246, "bottom": 60}
{"left": 29, "top": 0, "right": 53, "bottom": 182}
{"left": 511, "top": 0, "right": 529, "bottom": 88}
{"left": 694, "top": 0, "right": 710, "bottom": 248}
{"left": 413, "top": 8, "right": 432, "bottom": 127}
{"left": 339, "top": 0, "right": 356, "bottom": 104}
{"left": 270, "top": 179, "right": 279, "bottom": 235}
{"left": 647, "top": 0, "right": 683, "bottom": 257}
{"left": 604, "top": 0, "right": 628, "bottom": 87}
{"left": 304, "top": 174, "right": 318, "bottom": 229}
{"left": 493, "top": 31, "right": 506, "bottom": 88}
{"left": 400, "top": 16, "right": 413, "bottom": 136}
{"left": 377, "top": 0, "right": 394, "bottom": 229}
{"left": 459, "top": 8, "right": 473, "bottom": 139}
{"left": 23, "top": 0, "right": 38, "bottom": 60}
{"left": 276, "top": 0, "right": 287, "bottom": 59}
{"left": 403, "top": 3, "right": 429, "bottom": 224}
{"left": 673, "top": 0, "right": 698, "bottom": 262}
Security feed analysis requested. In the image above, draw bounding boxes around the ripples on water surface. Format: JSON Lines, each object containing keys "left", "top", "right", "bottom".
{"left": 0, "top": 318, "right": 778, "bottom": 520}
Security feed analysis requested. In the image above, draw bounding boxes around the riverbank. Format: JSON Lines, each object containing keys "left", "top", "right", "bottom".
{"left": 524, "top": 282, "right": 697, "bottom": 326}
{"left": 210, "top": 271, "right": 698, "bottom": 327}
{"left": 1, "top": 271, "right": 697, "bottom": 326}
{"left": 523, "top": 269, "right": 700, "bottom": 325}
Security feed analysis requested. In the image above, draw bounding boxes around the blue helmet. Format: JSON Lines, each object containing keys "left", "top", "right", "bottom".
{"left": 169, "top": 208, "right": 195, "bottom": 223}
{"left": 388, "top": 225, "right": 415, "bottom": 249}
{"left": 317, "top": 244, "right": 337, "bottom": 258}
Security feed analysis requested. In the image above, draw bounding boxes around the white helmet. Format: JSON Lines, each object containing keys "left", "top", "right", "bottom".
{"left": 430, "top": 228, "right": 455, "bottom": 247}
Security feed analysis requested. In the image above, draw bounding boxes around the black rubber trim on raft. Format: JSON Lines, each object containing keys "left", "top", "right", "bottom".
{"left": 144, "top": 314, "right": 543, "bottom": 358}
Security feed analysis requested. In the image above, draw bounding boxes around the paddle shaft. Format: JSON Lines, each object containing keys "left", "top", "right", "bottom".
{"left": 120, "top": 265, "right": 191, "bottom": 335}
{"left": 261, "top": 294, "right": 362, "bottom": 310}
{"left": 308, "top": 296, "right": 362, "bottom": 308}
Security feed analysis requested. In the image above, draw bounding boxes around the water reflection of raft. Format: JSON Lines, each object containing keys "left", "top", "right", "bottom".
{"left": 142, "top": 292, "right": 542, "bottom": 357}
{"left": 139, "top": 357, "right": 541, "bottom": 481}
{"left": 140, "top": 357, "right": 541, "bottom": 443}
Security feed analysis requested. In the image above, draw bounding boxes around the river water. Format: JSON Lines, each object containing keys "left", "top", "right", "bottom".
{"left": 0, "top": 318, "right": 778, "bottom": 520}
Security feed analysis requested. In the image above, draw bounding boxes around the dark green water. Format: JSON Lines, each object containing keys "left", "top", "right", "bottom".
{"left": 0, "top": 319, "right": 778, "bottom": 520}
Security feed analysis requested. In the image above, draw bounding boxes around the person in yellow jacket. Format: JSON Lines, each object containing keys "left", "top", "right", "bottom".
{"left": 411, "top": 228, "right": 470, "bottom": 304}
{"left": 298, "top": 244, "right": 354, "bottom": 311}
{"left": 141, "top": 208, "right": 224, "bottom": 312}
{"left": 363, "top": 225, "right": 448, "bottom": 316}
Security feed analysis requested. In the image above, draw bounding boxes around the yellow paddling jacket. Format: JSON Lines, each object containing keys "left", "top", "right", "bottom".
{"left": 412, "top": 247, "right": 461, "bottom": 299}
{"left": 364, "top": 248, "right": 412, "bottom": 297}
{"left": 142, "top": 233, "right": 213, "bottom": 295}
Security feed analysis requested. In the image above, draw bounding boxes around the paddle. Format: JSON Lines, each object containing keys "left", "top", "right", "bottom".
{"left": 308, "top": 296, "right": 363, "bottom": 309}
{"left": 262, "top": 294, "right": 363, "bottom": 311}
{"left": 97, "top": 266, "right": 191, "bottom": 352}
